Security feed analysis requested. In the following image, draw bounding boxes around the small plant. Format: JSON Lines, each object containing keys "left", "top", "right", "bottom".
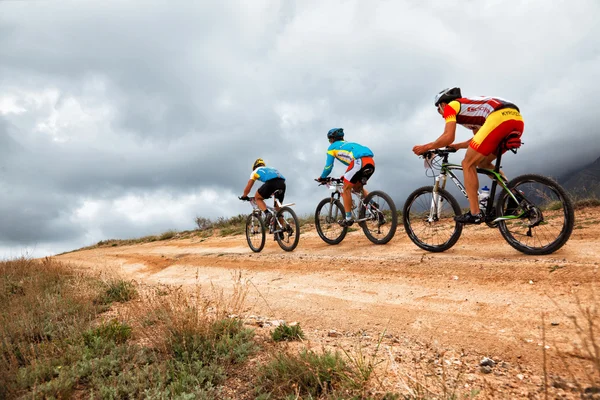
{"left": 549, "top": 265, "right": 565, "bottom": 273}
{"left": 551, "top": 292, "right": 600, "bottom": 396}
{"left": 271, "top": 323, "right": 305, "bottom": 342}
{"left": 574, "top": 197, "right": 600, "bottom": 210}
{"left": 83, "top": 319, "right": 132, "bottom": 346}
{"left": 256, "top": 348, "right": 353, "bottom": 398}
{"left": 159, "top": 230, "right": 177, "bottom": 240}
{"left": 97, "top": 280, "right": 137, "bottom": 304}
{"left": 195, "top": 216, "right": 214, "bottom": 231}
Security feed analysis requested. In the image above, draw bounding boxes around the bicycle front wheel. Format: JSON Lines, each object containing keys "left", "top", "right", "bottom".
{"left": 496, "top": 174, "right": 574, "bottom": 255}
{"left": 245, "top": 213, "right": 265, "bottom": 252}
{"left": 402, "top": 186, "right": 463, "bottom": 252}
{"left": 274, "top": 206, "right": 300, "bottom": 252}
{"left": 359, "top": 190, "right": 398, "bottom": 244}
{"left": 315, "top": 198, "right": 348, "bottom": 245}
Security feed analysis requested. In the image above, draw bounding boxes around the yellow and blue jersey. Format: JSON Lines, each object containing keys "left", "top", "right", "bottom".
{"left": 249, "top": 166, "right": 285, "bottom": 182}
{"left": 320, "top": 141, "right": 374, "bottom": 179}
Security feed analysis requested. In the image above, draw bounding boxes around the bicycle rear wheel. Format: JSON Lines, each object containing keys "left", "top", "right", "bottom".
{"left": 245, "top": 213, "right": 265, "bottom": 252}
{"left": 496, "top": 174, "right": 574, "bottom": 255}
{"left": 315, "top": 198, "right": 348, "bottom": 245}
{"left": 359, "top": 190, "right": 397, "bottom": 244}
{"left": 274, "top": 206, "right": 300, "bottom": 251}
{"left": 402, "top": 186, "right": 463, "bottom": 252}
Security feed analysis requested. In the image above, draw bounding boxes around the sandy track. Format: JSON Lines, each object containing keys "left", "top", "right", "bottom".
{"left": 56, "top": 208, "right": 600, "bottom": 395}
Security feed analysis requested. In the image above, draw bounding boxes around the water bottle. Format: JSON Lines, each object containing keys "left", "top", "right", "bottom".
{"left": 478, "top": 186, "right": 490, "bottom": 209}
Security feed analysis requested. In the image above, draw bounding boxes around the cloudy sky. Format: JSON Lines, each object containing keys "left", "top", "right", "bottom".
{"left": 1, "top": 0, "right": 598, "bottom": 258}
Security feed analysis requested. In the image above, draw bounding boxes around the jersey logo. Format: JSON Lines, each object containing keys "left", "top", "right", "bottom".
{"left": 466, "top": 106, "right": 486, "bottom": 112}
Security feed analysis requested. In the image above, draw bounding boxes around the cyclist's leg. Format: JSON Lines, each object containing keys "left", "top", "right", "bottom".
{"left": 273, "top": 181, "right": 286, "bottom": 212}
{"left": 272, "top": 181, "right": 287, "bottom": 229}
{"left": 477, "top": 153, "right": 508, "bottom": 182}
{"left": 473, "top": 110, "right": 524, "bottom": 182}
{"left": 254, "top": 188, "right": 268, "bottom": 211}
{"left": 344, "top": 157, "right": 375, "bottom": 199}
{"left": 256, "top": 178, "right": 281, "bottom": 212}
{"left": 462, "top": 149, "right": 487, "bottom": 215}
{"left": 342, "top": 159, "right": 363, "bottom": 220}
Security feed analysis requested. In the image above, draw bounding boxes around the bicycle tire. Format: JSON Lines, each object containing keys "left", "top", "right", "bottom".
{"left": 315, "top": 197, "right": 348, "bottom": 245}
{"left": 402, "top": 186, "right": 463, "bottom": 252}
{"left": 245, "top": 213, "right": 265, "bottom": 252}
{"left": 275, "top": 206, "right": 300, "bottom": 251}
{"left": 359, "top": 190, "right": 398, "bottom": 244}
{"left": 496, "top": 174, "right": 574, "bottom": 255}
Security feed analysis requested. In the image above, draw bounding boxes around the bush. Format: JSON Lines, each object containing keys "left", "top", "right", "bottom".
{"left": 195, "top": 216, "right": 214, "bottom": 231}
{"left": 271, "top": 323, "right": 305, "bottom": 342}
{"left": 83, "top": 319, "right": 132, "bottom": 346}
{"left": 97, "top": 280, "right": 137, "bottom": 305}
{"left": 159, "top": 230, "right": 177, "bottom": 240}
{"left": 256, "top": 348, "right": 353, "bottom": 398}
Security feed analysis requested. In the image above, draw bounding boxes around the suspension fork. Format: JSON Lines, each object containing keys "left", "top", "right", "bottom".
{"left": 327, "top": 191, "right": 342, "bottom": 220}
{"left": 429, "top": 173, "right": 448, "bottom": 221}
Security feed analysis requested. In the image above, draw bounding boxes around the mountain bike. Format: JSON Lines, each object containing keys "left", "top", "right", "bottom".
{"left": 239, "top": 191, "right": 300, "bottom": 252}
{"left": 315, "top": 177, "right": 397, "bottom": 245}
{"left": 402, "top": 133, "right": 574, "bottom": 255}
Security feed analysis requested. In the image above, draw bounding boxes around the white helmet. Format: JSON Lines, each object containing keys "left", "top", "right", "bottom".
{"left": 434, "top": 87, "right": 462, "bottom": 107}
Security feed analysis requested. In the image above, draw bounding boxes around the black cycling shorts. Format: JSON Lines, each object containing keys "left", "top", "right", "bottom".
{"left": 257, "top": 178, "right": 286, "bottom": 202}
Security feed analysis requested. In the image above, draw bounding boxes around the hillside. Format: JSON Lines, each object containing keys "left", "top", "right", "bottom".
{"left": 55, "top": 207, "right": 600, "bottom": 399}
{"left": 561, "top": 156, "right": 600, "bottom": 198}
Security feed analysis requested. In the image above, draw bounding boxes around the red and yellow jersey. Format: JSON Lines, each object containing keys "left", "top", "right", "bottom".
{"left": 442, "top": 97, "right": 519, "bottom": 130}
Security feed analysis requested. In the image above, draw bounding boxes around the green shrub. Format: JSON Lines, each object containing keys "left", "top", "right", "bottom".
{"left": 271, "top": 323, "right": 305, "bottom": 342}
{"left": 574, "top": 197, "right": 600, "bottom": 209}
{"left": 159, "top": 230, "right": 177, "bottom": 240}
{"left": 83, "top": 319, "right": 132, "bottom": 346}
{"left": 169, "top": 317, "right": 256, "bottom": 365}
{"left": 256, "top": 349, "right": 352, "bottom": 398}
{"left": 97, "top": 280, "right": 137, "bottom": 304}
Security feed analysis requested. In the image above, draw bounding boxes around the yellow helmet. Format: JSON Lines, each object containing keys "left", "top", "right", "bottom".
{"left": 252, "top": 158, "right": 265, "bottom": 170}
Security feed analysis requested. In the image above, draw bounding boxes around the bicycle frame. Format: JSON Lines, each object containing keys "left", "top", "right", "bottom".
{"left": 248, "top": 192, "right": 296, "bottom": 233}
{"left": 323, "top": 179, "right": 377, "bottom": 223}
{"left": 428, "top": 151, "right": 525, "bottom": 224}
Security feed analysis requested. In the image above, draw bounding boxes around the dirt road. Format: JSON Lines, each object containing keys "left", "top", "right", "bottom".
{"left": 56, "top": 208, "right": 600, "bottom": 397}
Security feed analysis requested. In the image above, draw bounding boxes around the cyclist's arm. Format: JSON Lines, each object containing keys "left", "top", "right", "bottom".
{"left": 242, "top": 179, "right": 255, "bottom": 197}
{"left": 450, "top": 138, "right": 472, "bottom": 150}
{"left": 427, "top": 121, "right": 457, "bottom": 150}
{"left": 320, "top": 153, "right": 335, "bottom": 179}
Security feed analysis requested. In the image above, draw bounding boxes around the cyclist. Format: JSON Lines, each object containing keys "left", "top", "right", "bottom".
{"left": 412, "top": 87, "right": 524, "bottom": 224}
{"left": 240, "top": 158, "right": 286, "bottom": 221}
{"left": 317, "top": 128, "right": 375, "bottom": 227}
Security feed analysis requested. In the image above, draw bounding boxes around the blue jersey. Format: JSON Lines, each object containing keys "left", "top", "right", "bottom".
{"left": 320, "top": 141, "right": 374, "bottom": 179}
{"left": 249, "top": 166, "right": 285, "bottom": 182}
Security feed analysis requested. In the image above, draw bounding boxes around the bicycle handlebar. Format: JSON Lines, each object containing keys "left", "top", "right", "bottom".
{"left": 239, "top": 196, "right": 252, "bottom": 201}
{"left": 421, "top": 147, "right": 458, "bottom": 159}
{"left": 315, "top": 177, "right": 343, "bottom": 186}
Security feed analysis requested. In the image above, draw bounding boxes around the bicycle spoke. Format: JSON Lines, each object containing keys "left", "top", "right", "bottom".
{"left": 403, "top": 186, "right": 462, "bottom": 252}
{"left": 497, "top": 174, "right": 574, "bottom": 255}
{"left": 359, "top": 191, "right": 397, "bottom": 244}
{"left": 315, "top": 198, "right": 347, "bottom": 245}
{"left": 275, "top": 207, "right": 300, "bottom": 251}
{"left": 245, "top": 214, "right": 265, "bottom": 252}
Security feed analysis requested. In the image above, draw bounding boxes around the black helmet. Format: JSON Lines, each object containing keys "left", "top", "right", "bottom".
{"left": 252, "top": 158, "right": 265, "bottom": 170}
{"left": 327, "top": 128, "right": 344, "bottom": 141}
{"left": 434, "top": 87, "right": 462, "bottom": 107}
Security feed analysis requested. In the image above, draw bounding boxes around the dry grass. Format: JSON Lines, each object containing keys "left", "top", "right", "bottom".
{"left": 547, "top": 290, "right": 600, "bottom": 397}
{"left": 0, "top": 258, "right": 257, "bottom": 399}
